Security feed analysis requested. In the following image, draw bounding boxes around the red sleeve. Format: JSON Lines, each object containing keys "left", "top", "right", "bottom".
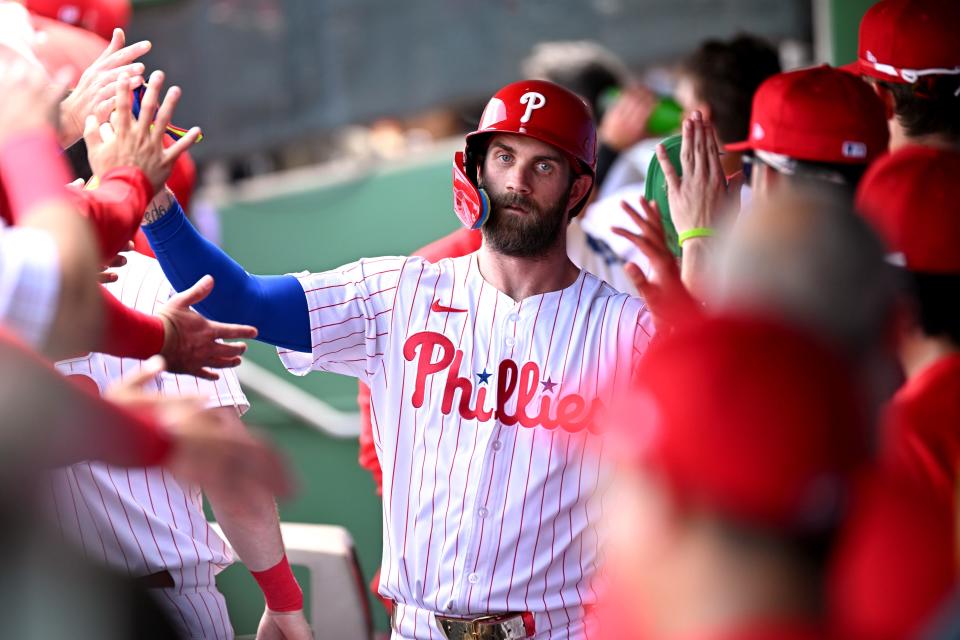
{"left": 413, "top": 228, "right": 482, "bottom": 261}
{"left": 0, "top": 326, "right": 172, "bottom": 468}
{"left": 72, "top": 167, "right": 155, "bottom": 260}
{"left": 97, "top": 288, "right": 165, "bottom": 360}
{"left": 0, "top": 127, "right": 73, "bottom": 224}
{"left": 132, "top": 228, "right": 156, "bottom": 258}
{"left": 357, "top": 381, "right": 383, "bottom": 495}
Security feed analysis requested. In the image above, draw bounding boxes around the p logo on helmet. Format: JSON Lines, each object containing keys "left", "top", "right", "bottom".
{"left": 519, "top": 92, "right": 547, "bottom": 124}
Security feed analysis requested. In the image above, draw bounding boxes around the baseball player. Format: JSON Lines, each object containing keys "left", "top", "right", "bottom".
{"left": 855, "top": 146, "right": 960, "bottom": 509}
{"left": 142, "top": 80, "right": 653, "bottom": 639}
{"left": 597, "top": 316, "right": 869, "bottom": 640}
{"left": 844, "top": 0, "right": 960, "bottom": 151}
{"left": 49, "top": 245, "right": 311, "bottom": 640}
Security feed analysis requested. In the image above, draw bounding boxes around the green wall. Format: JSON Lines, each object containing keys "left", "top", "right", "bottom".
{"left": 827, "top": 0, "right": 876, "bottom": 65}
{"left": 209, "top": 154, "right": 459, "bottom": 635}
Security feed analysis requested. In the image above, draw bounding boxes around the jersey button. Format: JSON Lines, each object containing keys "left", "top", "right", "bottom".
{"left": 491, "top": 440, "right": 502, "bottom": 450}
{"left": 508, "top": 313, "right": 520, "bottom": 322}
{"left": 505, "top": 337, "right": 516, "bottom": 347}
{"left": 468, "top": 573, "right": 480, "bottom": 584}
{"left": 477, "top": 507, "right": 488, "bottom": 518}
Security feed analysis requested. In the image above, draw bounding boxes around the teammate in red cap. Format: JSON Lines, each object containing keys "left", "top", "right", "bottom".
{"left": 25, "top": 0, "right": 131, "bottom": 41}
{"left": 141, "top": 79, "right": 654, "bottom": 639}
{"left": 723, "top": 65, "right": 889, "bottom": 205}
{"left": 845, "top": 0, "right": 960, "bottom": 151}
{"left": 856, "top": 146, "right": 960, "bottom": 509}
{"left": 596, "top": 315, "right": 869, "bottom": 640}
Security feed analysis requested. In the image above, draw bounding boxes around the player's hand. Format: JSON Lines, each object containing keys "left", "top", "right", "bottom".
{"left": 613, "top": 197, "right": 701, "bottom": 333}
{"left": 97, "top": 241, "right": 134, "bottom": 284}
{"left": 84, "top": 69, "right": 201, "bottom": 192}
{"left": 0, "top": 55, "right": 70, "bottom": 146}
{"left": 256, "top": 607, "right": 313, "bottom": 640}
{"left": 156, "top": 275, "right": 258, "bottom": 380}
{"left": 655, "top": 110, "right": 739, "bottom": 239}
{"left": 58, "top": 28, "right": 149, "bottom": 147}
{"left": 599, "top": 86, "right": 657, "bottom": 151}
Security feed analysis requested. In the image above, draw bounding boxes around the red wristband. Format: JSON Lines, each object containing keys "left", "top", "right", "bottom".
{"left": 0, "top": 127, "right": 73, "bottom": 223}
{"left": 250, "top": 555, "right": 303, "bottom": 612}
{"left": 100, "top": 288, "right": 165, "bottom": 359}
{"left": 76, "top": 166, "right": 154, "bottom": 260}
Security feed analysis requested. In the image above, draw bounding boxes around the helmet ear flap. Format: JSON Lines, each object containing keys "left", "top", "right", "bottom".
{"left": 452, "top": 151, "right": 491, "bottom": 230}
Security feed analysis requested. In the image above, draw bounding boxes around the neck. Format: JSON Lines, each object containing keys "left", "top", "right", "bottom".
{"left": 899, "top": 333, "right": 960, "bottom": 380}
{"left": 476, "top": 234, "right": 579, "bottom": 301}
{"left": 890, "top": 120, "right": 959, "bottom": 152}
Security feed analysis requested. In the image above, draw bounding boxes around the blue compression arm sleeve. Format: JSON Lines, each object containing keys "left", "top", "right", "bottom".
{"left": 142, "top": 201, "right": 312, "bottom": 353}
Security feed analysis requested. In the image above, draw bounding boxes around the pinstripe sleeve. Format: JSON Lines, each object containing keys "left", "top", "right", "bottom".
{"left": 277, "top": 256, "right": 413, "bottom": 382}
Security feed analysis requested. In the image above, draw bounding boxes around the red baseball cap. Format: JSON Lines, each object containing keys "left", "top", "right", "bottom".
{"left": 726, "top": 66, "right": 889, "bottom": 164}
{"left": 26, "top": 0, "right": 130, "bottom": 41}
{"left": 828, "top": 470, "right": 955, "bottom": 640}
{"left": 848, "top": 0, "right": 960, "bottom": 84}
{"left": 856, "top": 145, "right": 960, "bottom": 273}
{"left": 617, "top": 315, "right": 869, "bottom": 533}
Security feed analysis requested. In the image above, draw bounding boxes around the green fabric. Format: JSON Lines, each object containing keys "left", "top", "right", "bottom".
{"left": 643, "top": 133, "right": 683, "bottom": 256}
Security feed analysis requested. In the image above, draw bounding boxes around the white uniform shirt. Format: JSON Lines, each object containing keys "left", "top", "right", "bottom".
{"left": 47, "top": 252, "right": 248, "bottom": 581}
{"left": 0, "top": 221, "right": 60, "bottom": 349}
{"left": 279, "top": 253, "right": 653, "bottom": 638}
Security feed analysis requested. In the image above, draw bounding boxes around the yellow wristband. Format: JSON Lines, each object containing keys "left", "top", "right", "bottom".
{"left": 678, "top": 227, "right": 715, "bottom": 246}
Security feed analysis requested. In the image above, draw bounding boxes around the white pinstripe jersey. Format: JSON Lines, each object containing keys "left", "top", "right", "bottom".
{"left": 46, "top": 252, "right": 248, "bottom": 587}
{"left": 279, "top": 252, "right": 653, "bottom": 638}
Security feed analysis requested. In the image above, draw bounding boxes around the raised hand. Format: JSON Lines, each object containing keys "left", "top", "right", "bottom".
{"left": 256, "top": 609, "right": 314, "bottom": 640}
{"left": 655, "top": 110, "right": 738, "bottom": 238}
{"left": 613, "top": 197, "right": 701, "bottom": 333}
{"left": 59, "top": 28, "right": 150, "bottom": 146}
{"left": 84, "top": 69, "right": 201, "bottom": 191}
{"left": 157, "top": 275, "right": 258, "bottom": 380}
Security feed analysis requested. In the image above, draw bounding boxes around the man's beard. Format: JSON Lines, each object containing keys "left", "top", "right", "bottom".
{"left": 480, "top": 183, "right": 570, "bottom": 258}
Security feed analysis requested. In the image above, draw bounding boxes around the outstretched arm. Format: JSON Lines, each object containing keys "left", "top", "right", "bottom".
{"left": 142, "top": 188, "right": 311, "bottom": 353}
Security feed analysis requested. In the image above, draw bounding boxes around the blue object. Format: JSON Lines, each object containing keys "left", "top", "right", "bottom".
{"left": 142, "top": 201, "right": 311, "bottom": 353}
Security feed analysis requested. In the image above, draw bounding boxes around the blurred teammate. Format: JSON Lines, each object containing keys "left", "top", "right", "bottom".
{"left": 597, "top": 316, "right": 869, "bottom": 640}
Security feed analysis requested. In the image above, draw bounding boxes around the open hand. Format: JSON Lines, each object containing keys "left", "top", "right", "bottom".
{"left": 59, "top": 28, "right": 149, "bottom": 146}
{"left": 613, "top": 197, "right": 702, "bottom": 333}
{"left": 157, "top": 275, "right": 258, "bottom": 380}
{"left": 84, "top": 69, "right": 201, "bottom": 192}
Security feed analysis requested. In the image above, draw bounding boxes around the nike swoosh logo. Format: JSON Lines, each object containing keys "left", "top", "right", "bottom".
{"left": 431, "top": 299, "right": 468, "bottom": 313}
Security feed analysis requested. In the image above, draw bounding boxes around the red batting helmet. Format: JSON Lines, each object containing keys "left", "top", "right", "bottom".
{"left": 452, "top": 79, "right": 598, "bottom": 229}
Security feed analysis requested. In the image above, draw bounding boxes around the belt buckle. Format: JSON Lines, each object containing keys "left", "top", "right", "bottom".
{"left": 435, "top": 612, "right": 534, "bottom": 640}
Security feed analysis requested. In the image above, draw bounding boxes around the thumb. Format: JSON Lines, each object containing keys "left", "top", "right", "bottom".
{"left": 124, "top": 355, "right": 166, "bottom": 389}
{"left": 171, "top": 274, "right": 215, "bottom": 309}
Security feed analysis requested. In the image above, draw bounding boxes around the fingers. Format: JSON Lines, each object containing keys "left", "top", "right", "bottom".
{"left": 137, "top": 70, "right": 165, "bottom": 136}
{"left": 170, "top": 274, "right": 215, "bottom": 308}
{"left": 112, "top": 73, "right": 133, "bottom": 135}
{"left": 83, "top": 114, "right": 103, "bottom": 148}
{"left": 162, "top": 126, "right": 202, "bottom": 165}
{"left": 209, "top": 340, "right": 249, "bottom": 360}
{"left": 151, "top": 83, "right": 180, "bottom": 141}
{"left": 208, "top": 321, "right": 259, "bottom": 340}
{"left": 122, "top": 354, "right": 167, "bottom": 389}
{"left": 93, "top": 29, "right": 125, "bottom": 65}
{"left": 703, "top": 122, "right": 722, "bottom": 178}
{"left": 679, "top": 115, "right": 694, "bottom": 174}
{"left": 655, "top": 143, "right": 681, "bottom": 194}
{"left": 98, "top": 271, "right": 119, "bottom": 284}
{"left": 193, "top": 368, "right": 221, "bottom": 381}
{"left": 95, "top": 39, "right": 152, "bottom": 74}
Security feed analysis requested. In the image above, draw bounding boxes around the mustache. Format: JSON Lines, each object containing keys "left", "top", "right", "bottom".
{"left": 487, "top": 190, "right": 539, "bottom": 213}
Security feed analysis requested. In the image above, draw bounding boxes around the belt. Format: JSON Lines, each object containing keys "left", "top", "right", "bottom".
{"left": 135, "top": 569, "right": 176, "bottom": 590}
{"left": 392, "top": 608, "right": 535, "bottom": 640}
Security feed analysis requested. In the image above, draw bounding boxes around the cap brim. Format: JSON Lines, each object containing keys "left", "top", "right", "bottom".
{"left": 724, "top": 140, "right": 754, "bottom": 153}
{"left": 838, "top": 61, "right": 863, "bottom": 76}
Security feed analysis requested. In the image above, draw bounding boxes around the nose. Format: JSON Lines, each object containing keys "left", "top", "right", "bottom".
{"left": 504, "top": 163, "right": 532, "bottom": 195}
